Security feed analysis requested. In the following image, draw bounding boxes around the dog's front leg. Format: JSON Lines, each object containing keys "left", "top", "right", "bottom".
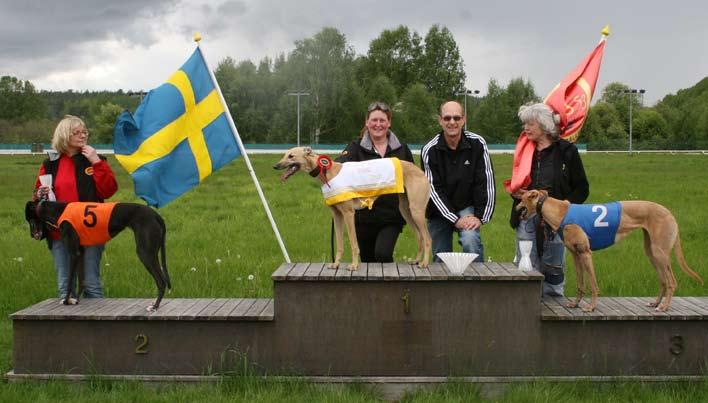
{"left": 343, "top": 212, "right": 360, "bottom": 271}
{"left": 329, "top": 207, "right": 345, "bottom": 270}
{"left": 61, "top": 227, "right": 81, "bottom": 305}
{"left": 567, "top": 252, "right": 585, "bottom": 309}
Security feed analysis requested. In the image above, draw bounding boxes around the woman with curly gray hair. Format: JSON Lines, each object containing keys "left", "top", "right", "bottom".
{"left": 510, "top": 103, "right": 589, "bottom": 297}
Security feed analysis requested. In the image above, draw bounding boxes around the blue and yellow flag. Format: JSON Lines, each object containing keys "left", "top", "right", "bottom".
{"left": 113, "top": 48, "right": 240, "bottom": 207}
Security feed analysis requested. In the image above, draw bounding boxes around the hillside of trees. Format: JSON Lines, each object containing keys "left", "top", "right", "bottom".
{"left": 1, "top": 25, "right": 707, "bottom": 150}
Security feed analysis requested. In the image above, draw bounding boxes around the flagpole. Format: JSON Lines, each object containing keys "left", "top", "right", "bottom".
{"left": 193, "top": 33, "right": 291, "bottom": 263}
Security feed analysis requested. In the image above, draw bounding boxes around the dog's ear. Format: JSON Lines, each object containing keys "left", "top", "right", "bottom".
{"left": 303, "top": 146, "right": 313, "bottom": 156}
{"left": 539, "top": 190, "right": 549, "bottom": 198}
{"left": 25, "top": 201, "right": 35, "bottom": 221}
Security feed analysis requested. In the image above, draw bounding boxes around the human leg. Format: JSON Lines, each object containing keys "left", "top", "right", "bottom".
{"left": 428, "top": 217, "right": 453, "bottom": 262}
{"left": 355, "top": 223, "right": 378, "bottom": 263}
{"left": 81, "top": 244, "right": 105, "bottom": 298}
{"left": 541, "top": 232, "right": 566, "bottom": 297}
{"left": 50, "top": 241, "right": 77, "bottom": 299}
{"left": 456, "top": 207, "right": 484, "bottom": 262}
{"left": 373, "top": 224, "right": 402, "bottom": 263}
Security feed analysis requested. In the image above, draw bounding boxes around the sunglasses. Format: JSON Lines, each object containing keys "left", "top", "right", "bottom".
{"left": 442, "top": 115, "right": 463, "bottom": 122}
{"left": 368, "top": 102, "right": 390, "bottom": 112}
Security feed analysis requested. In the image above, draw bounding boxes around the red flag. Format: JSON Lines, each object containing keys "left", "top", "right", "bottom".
{"left": 504, "top": 30, "right": 608, "bottom": 194}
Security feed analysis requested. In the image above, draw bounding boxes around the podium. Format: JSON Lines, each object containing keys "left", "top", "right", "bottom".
{"left": 8, "top": 262, "right": 708, "bottom": 381}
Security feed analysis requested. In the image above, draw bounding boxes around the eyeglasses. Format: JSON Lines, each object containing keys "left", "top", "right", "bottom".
{"left": 72, "top": 129, "right": 89, "bottom": 137}
{"left": 368, "top": 102, "right": 390, "bottom": 112}
{"left": 442, "top": 115, "right": 463, "bottom": 122}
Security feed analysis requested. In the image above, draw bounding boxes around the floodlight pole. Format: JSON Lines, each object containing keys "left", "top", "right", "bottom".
{"left": 623, "top": 88, "right": 646, "bottom": 155}
{"left": 454, "top": 88, "right": 480, "bottom": 131}
{"left": 287, "top": 91, "right": 310, "bottom": 146}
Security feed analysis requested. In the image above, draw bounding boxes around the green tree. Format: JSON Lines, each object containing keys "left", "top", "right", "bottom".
{"left": 421, "top": 25, "right": 466, "bottom": 100}
{"left": 361, "top": 26, "right": 423, "bottom": 95}
{"left": 0, "top": 76, "right": 46, "bottom": 121}
{"left": 93, "top": 102, "right": 124, "bottom": 144}
{"left": 366, "top": 75, "right": 398, "bottom": 107}
{"left": 583, "top": 102, "right": 626, "bottom": 150}
{"left": 632, "top": 108, "right": 671, "bottom": 149}
{"left": 285, "top": 27, "right": 358, "bottom": 143}
{"left": 398, "top": 83, "right": 438, "bottom": 143}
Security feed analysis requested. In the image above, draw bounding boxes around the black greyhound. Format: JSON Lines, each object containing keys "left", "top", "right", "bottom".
{"left": 25, "top": 200, "right": 171, "bottom": 311}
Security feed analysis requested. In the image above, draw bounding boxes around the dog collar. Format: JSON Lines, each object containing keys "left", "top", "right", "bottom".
{"left": 536, "top": 195, "right": 547, "bottom": 215}
{"left": 310, "top": 155, "right": 333, "bottom": 187}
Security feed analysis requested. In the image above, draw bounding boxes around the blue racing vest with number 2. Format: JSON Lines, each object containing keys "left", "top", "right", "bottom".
{"left": 558, "top": 202, "right": 622, "bottom": 251}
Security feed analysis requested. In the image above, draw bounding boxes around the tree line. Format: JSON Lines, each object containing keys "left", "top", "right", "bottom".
{"left": 1, "top": 25, "right": 707, "bottom": 149}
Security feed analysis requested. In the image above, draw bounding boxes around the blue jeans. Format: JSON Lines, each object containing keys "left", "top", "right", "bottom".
{"left": 515, "top": 215, "right": 566, "bottom": 297}
{"left": 50, "top": 241, "right": 104, "bottom": 299}
{"left": 428, "top": 206, "right": 484, "bottom": 263}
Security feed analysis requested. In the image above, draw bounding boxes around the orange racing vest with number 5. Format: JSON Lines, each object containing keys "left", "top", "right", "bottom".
{"left": 57, "top": 202, "right": 117, "bottom": 246}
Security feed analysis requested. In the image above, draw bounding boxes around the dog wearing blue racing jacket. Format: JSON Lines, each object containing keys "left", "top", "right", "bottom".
{"left": 517, "top": 190, "right": 702, "bottom": 312}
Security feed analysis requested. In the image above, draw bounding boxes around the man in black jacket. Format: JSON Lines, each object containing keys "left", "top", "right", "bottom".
{"left": 421, "top": 101, "right": 495, "bottom": 262}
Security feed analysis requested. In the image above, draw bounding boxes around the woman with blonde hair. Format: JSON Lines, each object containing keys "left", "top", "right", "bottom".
{"left": 33, "top": 115, "right": 118, "bottom": 299}
{"left": 335, "top": 101, "right": 414, "bottom": 262}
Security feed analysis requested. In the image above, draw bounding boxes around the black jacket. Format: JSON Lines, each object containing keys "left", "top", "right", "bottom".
{"left": 335, "top": 131, "right": 414, "bottom": 226}
{"left": 42, "top": 152, "right": 109, "bottom": 202}
{"left": 509, "top": 139, "right": 589, "bottom": 228}
{"left": 420, "top": 131, "right": 496, "bottom": 224}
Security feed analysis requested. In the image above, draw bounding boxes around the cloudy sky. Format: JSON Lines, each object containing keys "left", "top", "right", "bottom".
{"left": 1, "top": 0, "right": 706, "bottom": 105}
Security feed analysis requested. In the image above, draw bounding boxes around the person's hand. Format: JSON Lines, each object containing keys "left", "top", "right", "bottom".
{"left": 36, "top": 186, "right": 50, "bottom": 200}
{"left": 512, "top": 188, "right": 528, "bottom": 200}
{"left": 81, "top": 145, "right": 100, "bottom": 164}
{"left": 455, "top": 215, "right": 481, "bottom": 231}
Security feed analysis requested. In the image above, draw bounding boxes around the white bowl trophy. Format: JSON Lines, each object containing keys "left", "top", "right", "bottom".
{"left": 517, "top": 240, "right": 533, "bottom": 272}
{"left": 436, "top": 252, "right": 479, "bottom": 275}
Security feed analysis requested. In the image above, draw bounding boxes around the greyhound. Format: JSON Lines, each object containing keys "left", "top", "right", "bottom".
{"left": 274, "top": 146, "right": 432, "bottom": 270}
{"left": 25, "top": 200, "right": 171, "bottom": 311}
{"left": 516, "top": 189, "right": 703, "bottom": 312}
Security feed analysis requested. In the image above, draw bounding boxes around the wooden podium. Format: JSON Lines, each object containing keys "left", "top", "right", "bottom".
{"left": 8, "top": 262, "right": 708, "bottom": 381}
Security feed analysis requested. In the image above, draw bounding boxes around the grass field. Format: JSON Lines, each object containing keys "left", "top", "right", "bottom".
{"left": 1, "top": 152, "right": 708, "bottom": 401}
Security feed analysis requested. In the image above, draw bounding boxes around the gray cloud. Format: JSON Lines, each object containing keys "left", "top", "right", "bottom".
{"left": 1, "top": 0, "right": 705, "bottom": 104}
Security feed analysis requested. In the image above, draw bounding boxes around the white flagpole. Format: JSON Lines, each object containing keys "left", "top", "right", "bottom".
{"left": 194, "top": 33, "right": 291, "bottom": 263}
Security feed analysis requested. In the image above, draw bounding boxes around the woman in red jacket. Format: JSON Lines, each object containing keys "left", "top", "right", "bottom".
{"left": 34, "top": 115, "right": 118, "bottom": 299}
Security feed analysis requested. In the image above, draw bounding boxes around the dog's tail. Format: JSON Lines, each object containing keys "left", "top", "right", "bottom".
{"left": 674, "top": 231, "right": 703, "bottom": 285}
{"left": 157, "top": 214, "right": 172, "bottom": 290}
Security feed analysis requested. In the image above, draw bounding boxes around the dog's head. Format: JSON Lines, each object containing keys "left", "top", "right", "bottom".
{"left": 25, "top": 201, "right": 45, "bottom": 240}
{"left": 273, "top": 146, "right": 317, "bottom": 182}
{"left": 515, "top": 190, "right": 548, "bottom": 220}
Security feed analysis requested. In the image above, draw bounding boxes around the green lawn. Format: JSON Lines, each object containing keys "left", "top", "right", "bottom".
{"left": 1, "top": 152, "right": 707, "bottom": 401}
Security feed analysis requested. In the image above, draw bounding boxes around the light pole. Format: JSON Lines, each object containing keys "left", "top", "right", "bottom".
{"left": 623, "top": 88, "right": 645, "bottom": 155}
{"left": 287, "top": 90, "right": 310, "bottom": 146}
{"left": 454, "top": 88, "right": 480, "bottom": 131}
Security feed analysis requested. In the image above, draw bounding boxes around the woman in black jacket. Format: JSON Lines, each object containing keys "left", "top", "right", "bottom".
{"left": 510, "top": 103, "right": 589, "bottom": 297}
{"left": 335, "top": 101, "right": 414, "bottom": 263}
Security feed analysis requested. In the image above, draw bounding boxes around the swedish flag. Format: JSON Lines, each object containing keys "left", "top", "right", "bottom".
{"left": 114, "top": 48, "right": 241, "bottom": 207}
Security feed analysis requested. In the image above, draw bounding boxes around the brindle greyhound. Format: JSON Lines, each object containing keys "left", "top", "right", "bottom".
{"left": 25, "top": 200, "right": 171, "bottom": 311}
{"left": 274, "top": 146, "right": 432, "bottom": 270}
{"left": 516, "top": 189, "right": 703, "bottom": 312}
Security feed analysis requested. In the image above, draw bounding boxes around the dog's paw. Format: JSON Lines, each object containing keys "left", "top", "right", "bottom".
{"left": 62, "top": 297, "right": 78, "bottom": 305}
{"left": 346, "top": 264, "right": 359, "bottom": 271}
{"left": 565, "top": 302, "right": 579, "bottom": 309}
{"left": 655, "top": 304, "right": 670, "bottom": 312}
{"left": 647, "top": 301, "right": 660, "bottom": 308}
{"left": 327, "top": 263, "right": 339, "bottom": 270}
{"left": 146, "top": 305, "right": 157, "bottom": 312}
{"left": 581, "top": 305, "right": 596, "bottom": 313}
